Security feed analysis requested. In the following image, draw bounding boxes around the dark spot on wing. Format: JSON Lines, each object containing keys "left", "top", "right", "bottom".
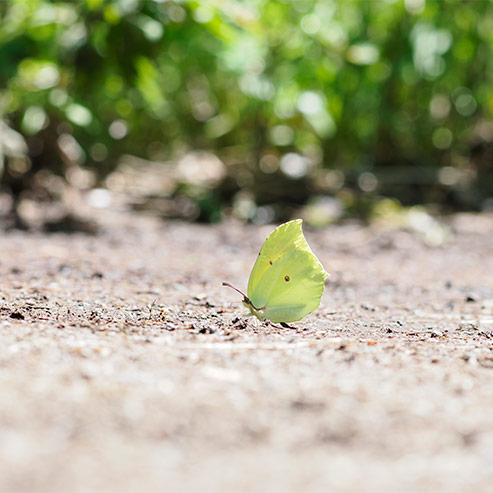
{"left": 284, "top": 275, "right": 290, "bottom": 282}
{"left": 269, "top": 260, "right": 273, "bottom": 265}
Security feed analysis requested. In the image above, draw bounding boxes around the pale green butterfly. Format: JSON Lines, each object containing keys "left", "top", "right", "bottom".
{"left": 223, "top": 219, "right": 329, "bottom": 323}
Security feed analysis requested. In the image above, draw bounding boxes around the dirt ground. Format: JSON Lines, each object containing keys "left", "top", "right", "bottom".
{"left": 1, "top": 210, "right": 493, "bottom": 493}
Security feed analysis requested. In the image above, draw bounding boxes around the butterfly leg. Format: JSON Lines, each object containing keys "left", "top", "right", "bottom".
{"left": 265, "top": 321, "right": 296, "bottom": 330}
{"left": 280, "top": 322, "right": 296, "bottom": 329}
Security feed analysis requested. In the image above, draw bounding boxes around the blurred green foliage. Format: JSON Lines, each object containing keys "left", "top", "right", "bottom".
{"left": 1, "top": 0, "right": 493, "bottom": 225}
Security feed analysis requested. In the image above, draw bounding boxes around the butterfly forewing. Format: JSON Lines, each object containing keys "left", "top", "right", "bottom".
{"left": 247, "top": 219, "right": 310, "bottom": 299}
{"left": 248, "top": 254, "right": 290, "bottom": 309}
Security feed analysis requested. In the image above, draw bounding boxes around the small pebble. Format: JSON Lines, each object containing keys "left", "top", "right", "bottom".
{"left": 9, "top": 312, "right": 25, "bottom": 320}
{"left": 430, "top": 330, "right": 443, "bottom": 338}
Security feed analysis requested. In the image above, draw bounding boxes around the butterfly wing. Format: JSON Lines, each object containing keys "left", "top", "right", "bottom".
{"left": 247, "top": 219, "right": 328, "bottom": 323}
{"left": 261, "top": 249, "right": 328, "bottom": 323}
{"left": 247, "top": 219, "right": 311, "bottom": 301}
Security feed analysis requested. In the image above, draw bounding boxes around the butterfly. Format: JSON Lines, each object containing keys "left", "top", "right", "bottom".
{"left": 223, "top": 219, "right": 329, "bottom": 323}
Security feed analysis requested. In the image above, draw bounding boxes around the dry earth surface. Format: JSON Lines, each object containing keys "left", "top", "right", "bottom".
{"left": 1, "top": 211, "right": 493, "bottom": 493}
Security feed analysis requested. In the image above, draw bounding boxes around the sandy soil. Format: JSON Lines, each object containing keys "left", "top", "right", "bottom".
{"left": 1, "top": 211, "right": 493, "bottom": 493}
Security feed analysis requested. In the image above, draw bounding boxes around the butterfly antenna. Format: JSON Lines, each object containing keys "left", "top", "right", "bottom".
{"left": 222, "top": 282, "right": 264, "bottom": 312}
{"left": 222, "top": 282, "right": 248, "bottom": 300}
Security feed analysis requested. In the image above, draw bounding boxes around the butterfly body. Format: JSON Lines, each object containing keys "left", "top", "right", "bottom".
{"left": 225, "top": 219, "right": 328, "bottom": 323}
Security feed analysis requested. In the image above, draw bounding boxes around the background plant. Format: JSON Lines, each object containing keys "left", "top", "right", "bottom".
{"left": 1, "top": 0, "right": 492, "bottom": 225}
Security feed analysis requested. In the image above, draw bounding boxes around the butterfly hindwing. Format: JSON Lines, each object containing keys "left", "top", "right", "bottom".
{"left": 259, "top": 249, "right": 327, "bottom": 323}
